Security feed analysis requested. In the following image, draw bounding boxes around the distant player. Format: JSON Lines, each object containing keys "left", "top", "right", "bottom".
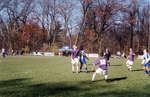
{"left": 141, "top": 49, "right": 150, "bottom": 76}
{"left": 104, "top": 48, "right": 111, "bottom": 66}
{"left": 71, "top": 45, "right": 80, "bottom": 73}
{"left": 79, "top": 46, "right": 89, "bottom": 73}
{"left": 126, "top": 48, "right": 135, "bottom": 71}
{"left": 92, "top": 52, "right": 108, "bottom": 82}
{"left": 1, "top": 48, "right": 6, "bottom": 58}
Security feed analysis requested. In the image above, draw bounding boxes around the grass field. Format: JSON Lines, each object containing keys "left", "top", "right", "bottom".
{"left": 0, "top": 56, "right": 150, "bottom": 97}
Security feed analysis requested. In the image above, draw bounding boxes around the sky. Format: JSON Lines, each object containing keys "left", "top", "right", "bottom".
{"left": 0, "top": 0, "right": 149, "bottom": 30}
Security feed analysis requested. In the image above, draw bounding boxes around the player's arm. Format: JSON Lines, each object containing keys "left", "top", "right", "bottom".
{"left": 141, "top": 60, "right": 145, "bottom": 65}
{"left": 92, "top": 59, "right": 100, "bottom": 72}
{"left": 85, "top": 55, "right": 89, "bottom": 60}
{"left": 141, "top": 56, "right": 146, "bottom": 65}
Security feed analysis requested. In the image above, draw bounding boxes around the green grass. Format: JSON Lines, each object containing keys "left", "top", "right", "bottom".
{"left": 0, "top": 56, "right": 150, "bottom": 97}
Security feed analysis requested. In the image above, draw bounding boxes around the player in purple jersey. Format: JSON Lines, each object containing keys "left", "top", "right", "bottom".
{"left": 92, "top": 52, "right": 108, "bottom": 82}
{"left": 126, "top": 48, "right": 135, "bottom": 71}
{"left": 71, "top": 45, "right": 80, "bottom": 73}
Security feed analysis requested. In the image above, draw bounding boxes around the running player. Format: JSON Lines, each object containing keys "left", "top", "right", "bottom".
{"left": 2, "top": 48, "right": 6, "bottom": 58}
{"left": 79, "top": 46, "right": 89, "bottom": 73}
{"left": 71, "top": 45, "right": 80, "bottom": 73}
{"left": 104, "top": 48, "right": 111, "bottom": 66}
{"left": 92, "top": 52, "right": 108, "bottom": 82}
{"left": 126, "top": 48, "right": 135, "bottom": 71}
{"left": 141, "top": 49, "right": 150, "bottom": 76}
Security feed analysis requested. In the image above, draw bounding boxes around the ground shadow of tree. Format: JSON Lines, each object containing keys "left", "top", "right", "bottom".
{"left": 0, "top": 78, "right": 150, "bottom": 97}
{"left": 0, "top": 78, "right": 91, "bottom": 97}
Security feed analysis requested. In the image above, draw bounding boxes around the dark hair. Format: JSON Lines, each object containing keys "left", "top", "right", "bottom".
{"left": 80, "top": 46, "right": 84, "bottom": 50}
{"left": 99, "top": 52, "right": 104, "bottom": 57}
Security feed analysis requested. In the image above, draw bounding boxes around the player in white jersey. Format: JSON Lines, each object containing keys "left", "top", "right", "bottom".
{"left": 141, "top": 49, "right": 150, "bottom": 76}
{"left": 1, "top": 48, "right": 6, "bottom": 58}
{"left": 79, "top": 46, "right": 89, "bottom": 73}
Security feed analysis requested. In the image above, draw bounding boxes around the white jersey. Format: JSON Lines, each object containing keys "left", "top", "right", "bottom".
{"left": 142, "top": 53, "right": 150, "bottom": 64}
{"left": 2, "top": 49, "right": 5, "bottom": 53}
{"left": 80, "top": 50, "right": 86, "bottom": 59}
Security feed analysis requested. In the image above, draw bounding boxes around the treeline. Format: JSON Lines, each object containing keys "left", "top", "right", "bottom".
{"left": 0, "top": 0, "right": 149, "bottom": 54}
{"left": 77, "top": 0, "right": 149, "bottom": 54}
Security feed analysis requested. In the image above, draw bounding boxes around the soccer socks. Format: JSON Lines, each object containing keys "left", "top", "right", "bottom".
{"left": 92, "top": 72, "right": 96, "bottom": 81}
{"left": 129, "top": 66, "right": 132, "bottom": 70}
{"left": 144, "top": 70, "right": 148, "bottom": 74}
{"left": 80, "top": 64, "right": 82, "bottom": 71}
{"left": 127, "top": 64, "right": 132, "bottom": 71}
{"left": 148, "top": 71, "right": 150, "bottom": 75}
{"left": 76, "top": 65, "right": 79, "bottom": 73}
{"left": 105, "top": 75, "right": 108, "bottom": 80}
{"left": 72, "top": 65, "right": 75, "bottom": 72}
{"left": 85, "top": 67, "right": 88, "bottom": 72}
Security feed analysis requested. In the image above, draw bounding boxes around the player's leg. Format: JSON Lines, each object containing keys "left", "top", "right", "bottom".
{"left": 146, "top": 62, "right": 150, "bottom": 75}
{"left": 92, "top": 68, "right": 102, "bottom": 81}
{"left": 83, "top": 58, "right": 88, "bottom": 72}
{"left": 129, "top": 61, "right": 133, "bottom": 71}
{"left": 72, "top": 64, "right": 75, "bottom": 73}
{"left": 80, "top": 64, "right": 83, "bottom": 72}
{"left": 76, "top": 64, "right": 79, "bottom": 73}
{"left": 71, "top": 59, "right": 75, "bottom": 73}
{"left": 2, "top": 53, "right": 4, "bottom": 58}
{"left": 92, "top": 72, "right": 97, "bottom": 81}
{"left": 103, "top": 70, "right": 108, "bottom": 80}
{"left": 83, "top": 64, "right": 88, "bottom": 73}
{"left": 75, "top": 58, "right": 79, "bottom": 73}
{"left": 144, "top": 63, "right": 148, "bottom": 75}
{"left": 126, "top": 60, "right": 129, "bottom": 69}
{"left": 146, "top": 67, "right": 150, "bottom": 76}
{"left": 80, "top": 59, "right": 83, "bottom": 72}
{"left": 107, "top": 60, "right": 110, "bottom": 66}
{"left": 92, "top": 65, "right": 96, "bottom": 72}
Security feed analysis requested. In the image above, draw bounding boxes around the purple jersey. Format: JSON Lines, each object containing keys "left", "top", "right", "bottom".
{"left": 129, "top": 51, "right": 134, "bottom": 61}
{"left": 93, "top": 57, "right": 108, "bottom": 70}
{"left": 71, "top": 49, "right": 80, "bottom": 59}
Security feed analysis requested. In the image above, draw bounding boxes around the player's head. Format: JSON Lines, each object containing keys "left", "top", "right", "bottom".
{"left": 80, "top": 45, "right": 84, "bottom": 50}
{"left": 106, "top": 48, "right": 109, "bottom": 52}
{"left": 130, "top": 48, "right": 132, "bottom": 52}
{"left": 99, "top": 52, "right": 104, "bottom": 57}
{"left": 73, "top": 45, "right": 77, "bottom": 50}
{"left": 143, "top": 49, "right": 147, "bottom": 54}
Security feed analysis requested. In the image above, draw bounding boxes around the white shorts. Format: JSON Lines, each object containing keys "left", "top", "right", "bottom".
{"left": 96, "top": 68, "right": 108, "bottom": 75}
{"left": 71, "top": 58, "right": 79, "bottom": 65}
{"left": 126, "top": 60, "right": 133, "bottom": 65}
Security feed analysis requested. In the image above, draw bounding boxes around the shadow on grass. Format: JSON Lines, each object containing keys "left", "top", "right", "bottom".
{"left": 132, "top": 69, "right": 143, "bottom": 72}
{"left": 0, "top": 78, "right": 30, "bottom": 88}
{"left": 110, "top": 64, "right": 122, "bottom": 66}
{"left": 0, "top": 77, "right": 150, "bottom": 97}
{"left": 83, "top": 90, "right": 150, "bottom": 97}
{"left": 0, "top": 78, "right": 90, "bottom": 97}
{"left": 107, "top": 77, "right": 127, "bottom": 82}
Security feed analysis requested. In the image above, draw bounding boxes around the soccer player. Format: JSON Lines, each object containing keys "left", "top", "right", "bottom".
{"left": 79, "top": 46, "right": 89, "bottom": 73}
{"left": 71, "top": 45, "right": 80, "bottom": 73}
{"left": 126, "top": 48, "right": 135, "bottom": 71}
{"left": 104, "top": 48, "right": 111, "bottom": 66}
{"left": 1, "top": 48, "right": 6, "bottom": 58}
{"left": 141, "top": 49, "right": 150, "bottom": 76}
{"left": 92, "top": 52, "right": 108, "bottom": 82}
